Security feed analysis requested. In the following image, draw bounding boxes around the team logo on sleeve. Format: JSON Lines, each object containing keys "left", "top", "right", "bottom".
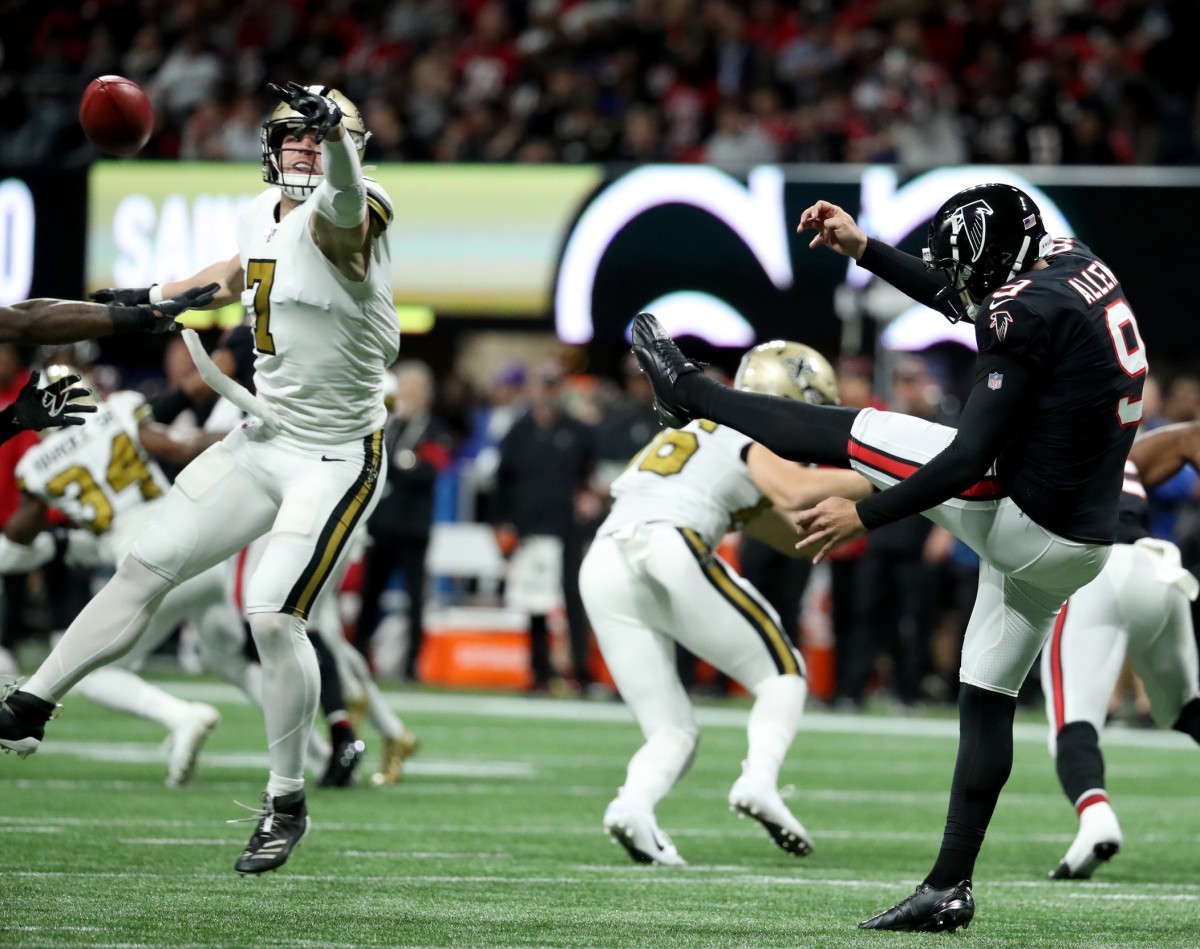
{"left": 949, "top": 200, "right": 993, "bottom": 264}
{"left": 988, "top": 309, "right": 1012, "bottom": 342}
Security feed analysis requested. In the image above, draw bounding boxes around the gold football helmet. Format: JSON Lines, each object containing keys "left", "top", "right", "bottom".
{"left": 734, "top": 340, "right": 839, "bottom": 406}
{"left": 260, "top": 85, "right": 370, "bottom": 201}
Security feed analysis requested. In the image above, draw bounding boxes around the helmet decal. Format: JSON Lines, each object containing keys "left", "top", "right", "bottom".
{"left": 949, "top": 199, "right": 993, "bottom": 265}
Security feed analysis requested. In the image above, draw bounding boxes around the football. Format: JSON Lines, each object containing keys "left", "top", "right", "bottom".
{"left": 79, "top": 75, "right": 153, "bottom": 157}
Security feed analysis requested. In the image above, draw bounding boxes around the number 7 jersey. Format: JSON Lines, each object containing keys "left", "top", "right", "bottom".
{"left": 236, "top": 178, "right": 400, "bottom": 446}
{"left": 599, "top": 419, "right": 768, "bottom": 551}
{"left": 15, "top": 391, "right": 169, "bottom": 535}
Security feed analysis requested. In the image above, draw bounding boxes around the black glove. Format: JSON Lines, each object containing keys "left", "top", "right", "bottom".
{"left": 10, "top": 370, "right": 97, "bottom": 430}
{"left": 266, "top": 80, "right": 342, "bottom": 143}
{"left": 108, "top": 283, "right": 219, "bottom": 334}
{"left": 89, "top": 287, "right": 152, "bottom": 305}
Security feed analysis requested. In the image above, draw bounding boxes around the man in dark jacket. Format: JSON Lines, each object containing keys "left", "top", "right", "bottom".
{"left": 355, "top": 361, "right": 452, "bottom": 680}
{"left": 494, "top": 360, "right": 595, "bottom": 692}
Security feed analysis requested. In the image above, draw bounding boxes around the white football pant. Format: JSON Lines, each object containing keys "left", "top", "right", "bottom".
{"left": 580, "top": 522, "right": 806, "bottom": 809}
{"left": 1041, "top": 539, "right": 1200, "bottom": 750}
{"left": 849, "top": 408, "right": 1111, "bottom": 697}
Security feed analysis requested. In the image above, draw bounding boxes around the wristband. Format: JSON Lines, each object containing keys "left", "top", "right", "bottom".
{"left": 149, "top": 284, "right": 164, "bottom": 304}
{"left": 108, "top": 305, "right": 153, "bottom": 335}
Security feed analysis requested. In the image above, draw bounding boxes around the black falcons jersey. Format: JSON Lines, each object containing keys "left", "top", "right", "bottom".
{"left": 975, "top": 238, "right": 1145, "bottom": 544}
{"left": 1116, "top": 459, "right": 1151, "bottom": 545}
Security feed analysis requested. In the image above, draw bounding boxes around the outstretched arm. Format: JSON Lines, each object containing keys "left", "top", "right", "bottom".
{"left": 1130, "top": 422, "right": 1200, "bottom": 489}
{"left": 797, "top": 200, "right": 956, "bottom": 317}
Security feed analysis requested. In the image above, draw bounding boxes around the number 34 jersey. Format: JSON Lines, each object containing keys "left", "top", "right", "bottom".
{"left": 15, "top": 391, "right": 169, "bottom": 535}
{"left": 598, "top": 419, "right": 767, "bottom": 551}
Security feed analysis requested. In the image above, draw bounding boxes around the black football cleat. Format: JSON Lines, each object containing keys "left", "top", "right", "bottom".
{"left": 231, "top": 791, "right": 311, "bottom": 874}
{"left": 630, "top": 313, "right": 703, "bottom": 429}
{"left": 859, "top": 880, "right": 975, "bottom": 932}
{"left": 319, "top": 737, "right": 365, "bottom": 788}
{"left": 0, "top": 685, "right": 58, "bottom": 758}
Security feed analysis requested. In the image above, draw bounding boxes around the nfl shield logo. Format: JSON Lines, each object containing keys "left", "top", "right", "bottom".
{"left": 987, "top": 372, "right": 1003, "bottom": 390}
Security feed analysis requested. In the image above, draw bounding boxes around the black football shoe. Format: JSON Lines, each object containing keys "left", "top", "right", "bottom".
{"left": 859, "top": 880, "right": 975, "bottom": 932}
{"left": 630, "top": 313, "right": 703, "bottom": 429}
{"left": 231, "top": 791, "right": 311, "bottom": 874}
{"left": 319, "top": 737, "right": 365, "bottom": 788}
{"left": 0, "top": 685, "right": 59, "bottom": 758}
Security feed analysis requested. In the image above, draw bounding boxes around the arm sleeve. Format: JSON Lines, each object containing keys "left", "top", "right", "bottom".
{"left": 855, "top": 353, "right": 1034, "bottom": 530}
{"left": 312, "top": 133, "right": 366, "bottom": 228}
{"left": 858, "top": 240, "right": 960, "bottom": 318}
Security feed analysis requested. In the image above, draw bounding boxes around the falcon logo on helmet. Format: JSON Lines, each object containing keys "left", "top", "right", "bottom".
{"left": 948, "top": 200, "right": 993, "bottom": 265}
{"left": 260, "top": 86, "right": 371, "bottom": 201}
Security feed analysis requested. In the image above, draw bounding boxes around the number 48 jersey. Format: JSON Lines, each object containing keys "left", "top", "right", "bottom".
{"left": 16, "top": 391, "right": 170, "bottom": 535}
{"left": 598, "top": 419, "right": 767, "bottom": 551}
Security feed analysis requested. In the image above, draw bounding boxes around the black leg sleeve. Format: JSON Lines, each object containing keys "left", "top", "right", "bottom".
{"left": 926, "top": 684, "right": 1018, "bottom": 888}
{"left": 1173, "top": 696, "right": 1200, "bottom": 744}
{"left": 307, "top": 630, "right": 346, "bottom": 719}
{"left": 676, "top": 373, "right": 859, "bottom": 467}
{"left": 1054, "top": 721, "right": 1106, "bottom": 804}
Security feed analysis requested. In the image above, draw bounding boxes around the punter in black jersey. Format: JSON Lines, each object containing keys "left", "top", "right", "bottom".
{"left": 1040, "top": 454, "right": 1200, "bottom": 882}
{"left": 630, "top": 183, "right": 1145, "bottom": 932}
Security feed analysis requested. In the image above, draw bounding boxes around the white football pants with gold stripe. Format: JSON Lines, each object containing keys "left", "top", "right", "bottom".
{"left": 580, "top": 522, "right": 806, "bottom": 809}
{"left": 848, "top": 408, "right": 1111, "bottom": 697}
{"left": 1041, "top": 540, "right": 1200, "bottom": 750}
{"left": 25, "top": 422, "right": 384, "bottom": 787}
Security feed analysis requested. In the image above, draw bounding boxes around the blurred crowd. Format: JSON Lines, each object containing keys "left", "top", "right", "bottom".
{"left": 2, "top": 0, "right": 1199, "bottom": 168}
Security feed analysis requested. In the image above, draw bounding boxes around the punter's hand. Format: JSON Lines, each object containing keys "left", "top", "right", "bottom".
{"left": 11, "top": 370, "right": 97, "bottom": 430}
{"left": 794, "top": 496, "right": 866, "bottom": 564}
{"left": 266, "top": 81, "right": 343, "bottom": 142}
{"left": 797, "top": 200, "right": 868, "bottom": 260}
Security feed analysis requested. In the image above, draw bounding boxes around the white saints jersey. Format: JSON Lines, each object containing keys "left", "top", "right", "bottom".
{"left": 599, "top": 420, "right": 769, "bottom": 550}
{"left": 236, "top": 177, "right": 400, "bottom": 445}
{"left": 15, "top": 391, "right": 170, "bottom": 535}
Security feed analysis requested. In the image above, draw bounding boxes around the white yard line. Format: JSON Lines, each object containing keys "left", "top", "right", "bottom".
{"left": 151, "top": 682, "right": 1197, "bottom": 751}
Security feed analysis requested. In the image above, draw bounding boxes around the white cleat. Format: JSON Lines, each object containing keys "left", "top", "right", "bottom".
{"left": 165, "top": 702, "right": 221, "bottom": 788}
{"left": 728, "top": 773, "right": 814, "bottom": 857}
{"left": 1050, "top": 800, "right": 1123, "bottom": 879}
{"left": 603, "top": 796, "right": 687, "bottom": 867}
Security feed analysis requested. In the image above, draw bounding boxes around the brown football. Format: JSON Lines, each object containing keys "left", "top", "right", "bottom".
{"left": 80, "top": 75, "right": 153, "bottom": 157}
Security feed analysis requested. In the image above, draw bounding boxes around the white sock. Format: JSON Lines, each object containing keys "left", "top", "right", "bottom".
{"left": 744, "top": 674, "right": 807, "bottom": 786}
{"left": 25, "top": 557, "right": 173, "bottom": 702}
{"left": 250, "top": 611, "right": 320, "bottom": 783}
{"left": 621, "top": 725, "right": 698, "bottom": 810}
{"left": 73, "top": 666, "right": 194, "bottom": 730}
{"left": 266, "top": 772, "right": 305, "bottom": 800}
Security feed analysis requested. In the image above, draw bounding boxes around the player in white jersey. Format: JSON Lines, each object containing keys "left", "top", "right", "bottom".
{"left": 0, "top": 373, "right": 253, "bottom": 786}
{"left": 0, "top": 81, "right": 397, "bottom": 874}
{"left": 581, "top": 340, "right": 865, "bottom": 866}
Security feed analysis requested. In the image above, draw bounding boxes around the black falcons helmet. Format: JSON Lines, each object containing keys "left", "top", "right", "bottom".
{"left": 922, "top": 183, "right": 1050, "bottom": 322}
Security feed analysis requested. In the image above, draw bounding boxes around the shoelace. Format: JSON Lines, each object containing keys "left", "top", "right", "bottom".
{"left": 651, "top": 339, "right": 706, "bottom": 373}
{"left": 227, "top": 797, "right": 277, "bottom": 834}
{"left": 0, "top": 676, "right": 62, "bottom": 721}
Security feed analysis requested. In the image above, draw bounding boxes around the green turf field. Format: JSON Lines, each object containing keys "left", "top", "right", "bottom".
{"left": 1, "top": 684, "right": 1197, "bottom": 948}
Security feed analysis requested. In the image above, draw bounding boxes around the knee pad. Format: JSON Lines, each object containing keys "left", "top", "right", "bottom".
{"left": 249, "top": 611, "right": 305, "bottom": 652}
